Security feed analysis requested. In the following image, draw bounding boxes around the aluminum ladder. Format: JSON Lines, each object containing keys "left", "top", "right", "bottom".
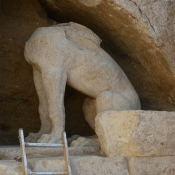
{"left": 18, "top": 128, "right": 72, "bottom": 175}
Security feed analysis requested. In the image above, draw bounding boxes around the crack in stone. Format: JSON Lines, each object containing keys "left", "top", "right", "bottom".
{"left": 128, "top": 0, "right": 156, "bottom": 33}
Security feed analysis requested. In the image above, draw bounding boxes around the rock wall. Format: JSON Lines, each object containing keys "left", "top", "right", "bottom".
{"left": 0, "top": 0, "right": 175, "bottom": 144}
{"left": 0, "top": 0, "right": 50, "bottom": 144}
{"left": 0, "top": 0, "right": 94, "bottom": 145}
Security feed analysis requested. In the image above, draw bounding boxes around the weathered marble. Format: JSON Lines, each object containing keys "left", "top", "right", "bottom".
{"left": 0, "top": 156, "right": 129, "bottom": 175}
{"left": 0, "top": 161, "right": 23, "bottom": 175}
{"left": 71, "top": 156, "right": 129, "bottom": 175}
{"left": 96, "top": 110, "right": 175, "bottom": 157}
{"left": 0, "top": 146, "right": 102, "bottom": 160}
{"left": 2, "top": 153, "right": 175, "bottom": 175}
{"left": 24, "top": 22, "right": 140, "bottom": 143}
{"left": 129, "top": 156, "right": 175, "bottom": 175}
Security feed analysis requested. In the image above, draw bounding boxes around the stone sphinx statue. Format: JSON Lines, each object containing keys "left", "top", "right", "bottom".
{"left": 24, "top": 22, "right": 141, "bottom": 143}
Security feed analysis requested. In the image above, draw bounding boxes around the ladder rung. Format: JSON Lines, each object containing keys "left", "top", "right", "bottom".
{"left": 19, "top": 129, "right": 71, "bottom": 175}
{"left": 28, "top": 171, "right": 68, "bottom": 175}
{"left": 25, "top": 142, "right": 64, "bottom": 147}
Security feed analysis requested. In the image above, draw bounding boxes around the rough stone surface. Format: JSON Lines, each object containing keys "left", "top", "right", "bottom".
{"left": 95, "top": 110, "right": 175, "bottom": 157}
{"left": 114, "top": 0, "right": 175, "bottom": 73}
{"left": 0, "top": 146, "right": 102, "bottom": 160}
{"left": 0, "top": 161, "right": 23, "bottom": 175}
{"left": 2, "top": 155, "right": 175, "bottom": 175}
{"left": 28, "top": 157, "right": 66, "bottom": 173}
{"left": 129, "top": 156, "right": 175, "bottom": 175}
{"left": 70, "top": 135, "right": 100, "bottom": 147}
{"left": 0, "top": 0, "right": 50, "bottom": 145}
{"left": 78, "top": 0, "right": 101, "bottom": 7}
{"left": 0, "top": 156, "right": 129, "bottom": 175}
{"left": 24, "top": 22, "right": 140, "bottom": 143}
{"left": 71, "top": 156, "right": 129, "bottom": 175}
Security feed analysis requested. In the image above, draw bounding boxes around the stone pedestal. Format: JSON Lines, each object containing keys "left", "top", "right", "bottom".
{"left": 1, "top": 155, "right": 175, "bottom": 175}
{"left": 2, "top": 110, "right": 175, "bottom": 174}
{"left": 95, "top": 110, "right": 175, "bottom": 157}
{"left": 0, "top": 156, "right": 129, "bottom": 175}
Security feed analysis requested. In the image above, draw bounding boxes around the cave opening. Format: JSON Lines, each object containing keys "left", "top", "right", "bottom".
{"left": 1, "top": 0, "right": 175, "bottom": 145}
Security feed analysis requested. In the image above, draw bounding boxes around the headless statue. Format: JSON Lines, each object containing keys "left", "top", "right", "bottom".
{"left": 24, "top": 22, "right": 141, "bottom": 143}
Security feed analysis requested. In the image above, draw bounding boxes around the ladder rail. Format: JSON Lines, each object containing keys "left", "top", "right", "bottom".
{"left": 18, "top": 128, "right": 28, "bottom": 175}
{"left": 62, "top": 132, "right": 72, "bottom": 175}
{"left": 18, "top": 129, "right": 71, "bottom": 175}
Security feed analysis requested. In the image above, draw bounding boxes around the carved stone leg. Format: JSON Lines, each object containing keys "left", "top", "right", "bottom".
{"left": 69, "top": 97, "right": 98, "bottom": 147}
{"left": 82, "top": 97, "right": 97, "bottom": 131}
{"left": 25, "top": 67, "right": 51, "bottom": 142}
{"left": 37, "top": 66, "right": 67, "bottom": 143}
{"left": 96, "top": 91, "right": 132, "bottom": 114}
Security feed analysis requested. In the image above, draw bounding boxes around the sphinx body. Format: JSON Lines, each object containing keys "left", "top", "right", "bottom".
{"left": 24, "top": 22, "right": 141, "bottom": 143}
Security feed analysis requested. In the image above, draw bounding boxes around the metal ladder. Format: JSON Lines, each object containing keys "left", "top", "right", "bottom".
{"left": 18, "top": 128, "right": 72, "bottom": 175}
